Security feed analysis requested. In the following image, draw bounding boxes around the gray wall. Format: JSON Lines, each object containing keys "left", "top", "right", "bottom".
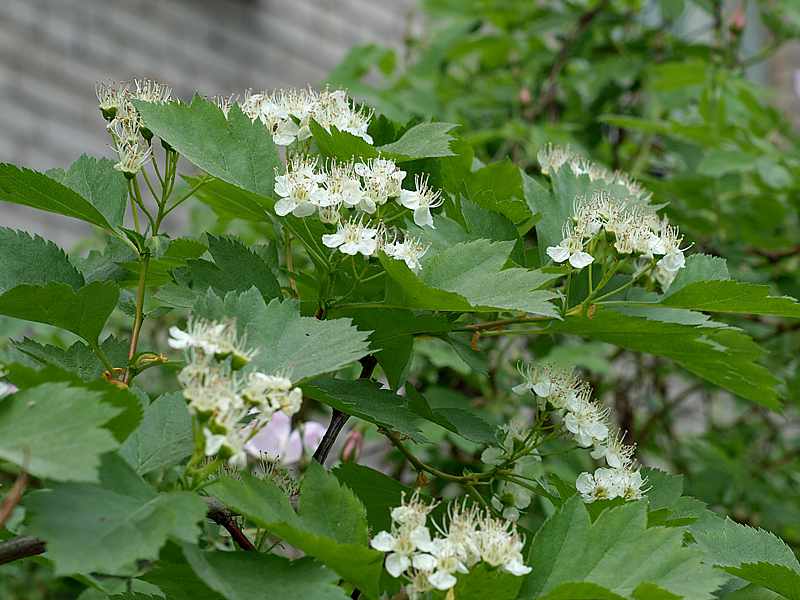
{"left": 0, "top": 0, "right": 414, "bottom": 244}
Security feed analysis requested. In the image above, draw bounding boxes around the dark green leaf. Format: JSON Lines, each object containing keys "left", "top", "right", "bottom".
{"left": 0, "top": 228, "right": 84, "bottom": 293}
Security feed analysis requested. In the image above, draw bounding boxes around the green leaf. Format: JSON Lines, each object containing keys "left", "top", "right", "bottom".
{"left": 303, "top": 377, "right": 428, "bottom": 442}
{"left": 184, "top": 175, "right": 272, "bottom": 221}
{"left": 667, "top": 254, "right": 730, "bottom": 293}
{"left": 538, "top": 582, "right": 628, "bottom": 599}
{"left": 411, "top": 386, "right": 497, "bottom": 444}
{"left": 181, "top": 234, "right": 281, "bottom": 301}
{"left": 310, "top": 120, "right": 379, "bottom": 162}
{"left": 134, "top": 96, "right": 281, "bottom": 200}
{"left": 25, "top": 454, "right": 206, "bottom": 575}
{"left": 0, "top": 228, "right": 84, "bottom": 294}
{"left": 207, "top": 468, "right": 383, "bottom": 598}
{"left": 689, "top": 514, "right": 800, "bottom": 588}
{"left": 12, "top": 337, "right": 127, "bottom": 381}
{"left": 381, "top": 239, "right": 559, "bottom": 316}
{"left": 119, "top": 393, "right": 193, "bottom": 475}
{"left": 453, "top": 563, "right": 524, "bottom": 600}
{"left": 0, "top": 163, "right": 116, "bottom": 231}
{"left": 183, "top": 545, "right": 350, "bottom": 600}
{"left": 333, "top": 463, "right": 411, "bottom": 533}
{"left": 519, "top": 497, "right": 725, "bottom": 600}
{"left": 193, "top": 289, "right": 371, "bottom": 382}
{"left": 697, "top": 149, "right": 756, "bottom": 177}
{"left": 0, "top": 382, "right": 120, "bottom": 482}
{"left": 0, "top": 281, "right": 119, "bottom": 344}
{"left": 330, "top": 307, "right": 452, "bottom": 388}
{"left": 378, "top": 121, "right": 458, "bottom": 160}
{"left": 48, "top": 154, "right": 128, "bottom": 228}
{"left": 550, "top": 307, "right": 781, "bottom": 408}
{"left": 660, "top": 280, "right": 800, "bottom": 318}
{"left": 140, "top": 554, "right": 224, "bottom": 600}
{"left": 466, "top": 161, "right": 532, "bottom": 226}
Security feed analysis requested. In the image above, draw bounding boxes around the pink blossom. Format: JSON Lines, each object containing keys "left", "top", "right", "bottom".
{"left": 245, "top": 412, "right": 326, "bottom": 464}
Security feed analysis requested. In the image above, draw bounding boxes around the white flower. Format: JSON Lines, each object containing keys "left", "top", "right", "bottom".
{"left": 399, "top": 174, "right": 443, "bottom": 228}
{"left": 131, "top": 78, "right": 172, "bottom": 104}
{"left": 546, "top": 227, "right": 594, "bottom": 269}
{"left": 537, "top": 144, "right": 574, "bottom": 175}
{"left": 274, "top": 157, "right": 322, "bottom": 217}
{"left": 476, "top": 515, "right": 531, "bottom": 576}
{"left": 203, "top": 428, "right": 227, "bottom": 456}
{"left": 564, "top": 395, "right": 609, "bottom": 448}
{"left": 356, "top": 158, "right": 406, "bottom": 207}
{"left": 312, "top": 162, "right": 365, "bottom": 210}
{"left": 512, "top": 363, "right": 553, "bottom": 397}
{"left": 590, "top": 430, "right": 635, "bottom": 469}
{"left": 384, "top": 236, "right": 429, "bottom": 271}
{"left": 423, "top": 539, "right": 468, "bottom": 591}
{"left": 169, "top": 318, "right": 255, "bottom": 368}
{"left": 371, "top": 526, "right": 435, "bottom": 577}
{"left": 616, "top": 468, "right": 646, "bottom": 500}
{"left": 658, "top": 249, "right": 685, "bottom": 272}
{"left": 322, "top": 218, "right": 379, "bottom": 256}
{"left": 0, "top": 380, "right": 16, "bottom": 398}
{"left": 113, "top": 139, "right": 151, "bottom": 176}
{"left": 576, "top": 467, "right": 623, "bottom": 502}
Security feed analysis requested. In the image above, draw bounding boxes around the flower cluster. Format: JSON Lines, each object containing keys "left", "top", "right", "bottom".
{"left": 239, "top": 87, "right": 373, "bottom": 146}
{"left": 546, "top": 188, "right": 688, "bottom": 288}
{"left": 0, "top": 368, "right": 16, "bottom": 398}
{"left": 514, "top": 363, "right": 646, "bottom": 503}
{"left": 370, "top": 492, "right": 531, "bottom": 598}
{"left": 168, "top": 317, "right": 302, "bottom": 468}
{"left": 96, "top": 78, "right": 172, "bottom": 177}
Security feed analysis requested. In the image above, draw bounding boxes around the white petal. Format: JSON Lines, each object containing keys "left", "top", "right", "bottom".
{"left": 357, "top": 238, "right": 377, "bottom": 257}
{"left": 339, "top": 241, "right": 361, "bottom": 255}
{"left": 511, "top": 382, "right": 532, "bottom": 396}
{"left": 399, "top": 189, "right": 419, "bottom": 209}
{"left": 569, "top": 251, "right": 594, "bottom": 269}
{"left": 428, "top": 570, "right": 457, "bottom": 591}
{"left": 546, "top": 245, "right": 570, "bottom": 263}
{"left": 532, "top": 380, "right": 553, "bottom": 398}
{"left": 504, "top": 558, "right": 532, "bottom": 576}
{"left": 414, "top": 206, "right": 434, "bottom": 228}
{"left": 575, "top": 472, "right": 595, "bottom": 494}
{"left": 409, "top": 526, "right": 434, "bottom": 552}
{"left": 370, "top": 531, "right": 396, "bottom": 552}
{"left": 274, "top": 197, "right": 296, "bottom": 217}
{"left": 412, "top": 553, "right": 436, "bottom": 571}
{"left": 292, "top": 202, "right": 316, "bottom": 218}
{"left": 385, "top": 553, "right": 411, "bottom": 578}
{"left": 322, "top": 233, "right": 345, "bottom": 248}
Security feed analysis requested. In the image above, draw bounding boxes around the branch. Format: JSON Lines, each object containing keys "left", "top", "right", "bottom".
{"left": 313, "top": 355, "right": 377, "bottom": 465}
{"left": 529, "top": 0, "right": 610, "bottom": 120}
{"left": 0, "top": 469, "right": 28, "bottom": 528}
{"left": 0, "top": 497, "right": 255, "bottom": 565}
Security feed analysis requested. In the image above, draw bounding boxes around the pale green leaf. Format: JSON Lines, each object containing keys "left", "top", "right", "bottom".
{"left": 519, "top": 497, "right": 725, "bottom": 600}
{"left": 25, "top": 455, "right": 207, "bottom": 575}
{"left": 183, "top": 545, "right": 350, "bottom": 600}
{"left": 378, "top": 121, "right": 458, "bottom": 160}
{"left": 119, "top": 393, "right": 193, "bottom": 475}
{"left": 193, "top": 289, "right": 371, "bottom": 382}
{"left": 134, "top": 96, "right": 281, "bottom": 200}
{"left": 0, "top": 382, "right": 120, "bottom": 482}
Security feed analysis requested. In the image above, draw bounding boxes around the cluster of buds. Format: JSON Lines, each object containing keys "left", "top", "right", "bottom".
{"left": 168, "top": 317, "right": 302, "bottom": 468}
{"left": 513, "top": 363, "right": 646, "bottom": 503}
{"left": 96, "top": 78, "right": 172, "bottom": 177}
{"left": 238, "top": 87, "right": 373, "bottom": 146}
{"left": 370, "top": 493, "right": 531, "bottom": 598}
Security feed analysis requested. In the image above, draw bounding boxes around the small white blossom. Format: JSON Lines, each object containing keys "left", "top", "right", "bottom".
{"left": 274, "top": 156, "right": 323, "bottom": 217}
{"left": 564, "top": 389, "right": 609, "bottom": 448}
{"left": 590, "top": 429, "right": 636, "bottom": 469}
{"left": 322, "top": 217, "right": 380, "bottom": 256}
{"left": 399, "top": 174, "right": 443, "bottom": 228}
{"left": 384, "top": 235, "right": 429, "bottom": 271}
{"left": 131, "top": 78, "right": 172, "bottom": 104}
{"left": 546, "top": 225, "right": 594, "bottom": 269}
{"left": 112, "top": 139, "right": 151, "bottom": 177}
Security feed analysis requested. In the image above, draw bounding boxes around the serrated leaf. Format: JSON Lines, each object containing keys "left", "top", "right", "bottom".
{"left": 723, "top": 563, "right": 800, "bottom": 600}
{"left": 466, "top": 161, "right": 532, "bottom": 226}
{"left": 550, "top": 307, "right": 781, "bottom": 408}
{"left": 0, "top": 228, "right": 84, "bottom": 293}
{"left": 184, "top": 175, "right": 272, "bottom": 221}
{"left": 519, "top": 497, "right": 725, "bottom": 600}
{"left": 659, "top": 280, "right": 800, "bottom": 318}
{"left": 12, "top": 337, "right": 128, "bottom": 382}
{"left": 119, "top": 393, "right": 193, "bottom": 475}
{"left": 181, "top": 234, "right": 281, "bottom": 300}
{"left": 667, "top": 254, "right": 730, "bottom": 293}
{"left": 538, "top": 582, "right": 628, "bottom": 599}
{"left": 333, "top": 463, "right": 411, "bottom": 534}
{"left": 25, "top": 454, "right": 207, "bottom": 575}
{"left": 0, "top": 382, "right": 121, "bottom": 482}
{"left": 378, "top": 121, "right": 458, "bottom": 160}
{"left": 193, "top": 289, "right": 371, "bottom": 382}
{"left": 48, "top": 154, "right": 128, "bottom": 228}
{"left": 140, "top": 556, "right": 224, "bottom": 600}
{"left": 183, "top": 545, "right": 350, "bottom": 600}
{"left": 381, "top": 239, "right": 559, "bottom": 316}
{"left": 134, "top": 96, "right": 281, "bottom": 200}
{"left": 303, "top": 377, "right": 428, "bottom": 442}
{"left": 0, "top": 281, "right": 119, "bottom": 344}
{"left": 328, "top": 307, "right": 452, "bottom": 388}
{"left": 0, "top": 163, "right": 115, "bottom": 230}
{"left": 207, "top": 466, "right": 383, "bottom": 598}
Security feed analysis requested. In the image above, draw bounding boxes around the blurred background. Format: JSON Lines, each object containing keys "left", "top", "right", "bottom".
{"left": 2, "top": 1, "right": 800, "bottom": 596}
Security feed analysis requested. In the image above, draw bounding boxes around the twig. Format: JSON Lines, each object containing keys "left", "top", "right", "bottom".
{"left": 204, "top": 497, "right": 256, "bottom": 551}
{"left": 0, "top": 536, "right": 46, "bottom": 566}
{"left": 124, "top": 252, "right": 151, "bottom": 384}
{"left": 0, "top": 470, "right": 28, "bottom": 528}
{"left": 313, "top": 356, "right": 378, "bottom": 465}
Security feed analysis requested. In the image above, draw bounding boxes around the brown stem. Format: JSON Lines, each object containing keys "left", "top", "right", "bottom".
{"left": 0, "top": 470, "right": 28, "bottom": 528}
{"left": 313, "top": 355, "right": 378, "bottom": 465}
{"left": 0, "top": 536, "right": 46, "bottom": 566}
{"left": 205, "top": 497, "right": 256, "bottom": 551}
